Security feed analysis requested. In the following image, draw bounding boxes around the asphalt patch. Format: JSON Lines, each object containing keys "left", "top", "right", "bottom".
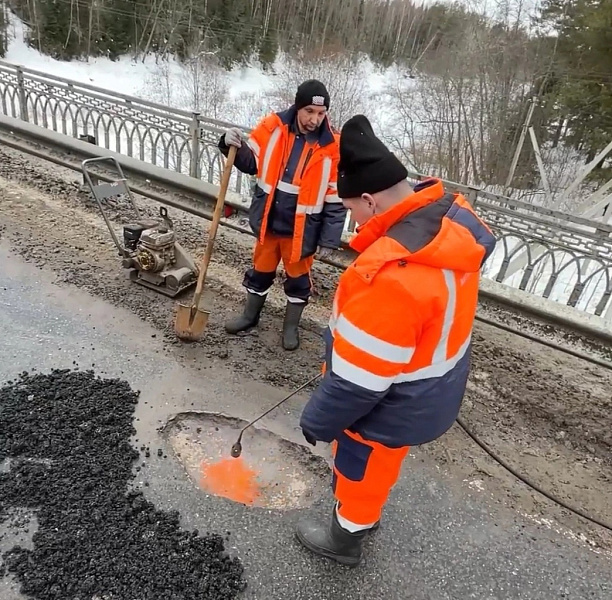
{"left": 0, "top": 369, "right": 247, "bottom": 599}
{"left": 164, "top": 412, "right": 330, "bottom": 509}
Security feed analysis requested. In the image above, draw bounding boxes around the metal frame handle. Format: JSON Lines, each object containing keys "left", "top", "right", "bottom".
{"left": 81, "top": 157, "right": 141, "bottom": 256}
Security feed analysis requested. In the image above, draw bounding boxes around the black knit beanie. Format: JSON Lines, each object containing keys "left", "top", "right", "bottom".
{"left": 337, "top": 114, "right": 408, "bottom": 198}
{"left": 295, "top": 79, "right": 330, "bottom": 110}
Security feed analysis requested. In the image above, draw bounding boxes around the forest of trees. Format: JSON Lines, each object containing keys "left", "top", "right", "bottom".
{"left": 0, "top": 0, "right": 610, "bottom": 196}
{"left": 1, "top": 0, "right": 536, "bottom": 69}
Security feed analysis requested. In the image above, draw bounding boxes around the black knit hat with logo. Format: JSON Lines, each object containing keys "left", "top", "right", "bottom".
{"left": 337, "top": 114, "right": 408, "bottom": 199}
{"left": 295, "top": 79, "right": 330, "bottom": 110}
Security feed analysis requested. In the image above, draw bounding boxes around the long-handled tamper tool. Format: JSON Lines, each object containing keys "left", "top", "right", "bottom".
{"left": 230, "top": 373, "right": 322, "bottom": 458}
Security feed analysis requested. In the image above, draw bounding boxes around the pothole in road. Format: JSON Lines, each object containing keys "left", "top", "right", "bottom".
{"left": 163, "top": 412, "right": 330, "bottom": 510}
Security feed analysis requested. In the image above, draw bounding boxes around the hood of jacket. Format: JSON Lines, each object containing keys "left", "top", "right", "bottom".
{"left": 349, "top": 178, "right": 496, "bottom": 274}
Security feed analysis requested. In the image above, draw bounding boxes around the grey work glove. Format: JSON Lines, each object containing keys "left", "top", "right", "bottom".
{"left": 224, "top": 127, "right": 243, "bottom": 148}
{"left": 316, "top": 246, "right": 334, "bottom": 260}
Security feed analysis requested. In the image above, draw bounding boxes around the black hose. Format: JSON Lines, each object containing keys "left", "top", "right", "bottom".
{"left": 455, "top": 416, "right": 612, "bottom": 532}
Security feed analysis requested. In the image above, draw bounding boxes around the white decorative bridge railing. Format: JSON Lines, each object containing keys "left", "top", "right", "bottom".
{"left": 0, "top": 60, "right": 610, "bottom": 323}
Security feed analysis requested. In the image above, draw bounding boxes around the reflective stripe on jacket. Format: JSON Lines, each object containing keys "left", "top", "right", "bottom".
{"left": 300, "top": 178, "right": 497, "bottom": 447}
{"left": 219, "top": 106, "right": 346, "bottom": 262}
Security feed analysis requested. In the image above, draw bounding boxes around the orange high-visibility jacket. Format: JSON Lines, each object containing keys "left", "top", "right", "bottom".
{"left": 219, "top": 107, "right": 345, "bottom": 263}
{"left": 300, "top": 178, "right": 497, "bottom": 447}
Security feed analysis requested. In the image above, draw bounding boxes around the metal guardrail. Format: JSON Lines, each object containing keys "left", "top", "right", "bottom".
{"left": 0, "top": 59, "right": 611, "bottom": 323}
{"left": 0, "top": 59, "right": 252, "bottom": 196}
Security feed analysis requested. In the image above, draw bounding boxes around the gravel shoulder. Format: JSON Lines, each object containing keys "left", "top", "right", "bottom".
{"left": 0, "top": 143, "right": 611, "bottom": 559}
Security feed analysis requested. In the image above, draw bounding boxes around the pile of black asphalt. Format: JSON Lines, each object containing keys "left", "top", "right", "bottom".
{"left": 0, "top": 368, "right": 246, "bottom": 600}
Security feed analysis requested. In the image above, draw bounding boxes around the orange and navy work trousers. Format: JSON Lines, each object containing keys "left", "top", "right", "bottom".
{"left": 331, "top": 430, "right": 410, "bottom": 530}
{"left": 243, "top": 234, "right": 314, "bottom": 303}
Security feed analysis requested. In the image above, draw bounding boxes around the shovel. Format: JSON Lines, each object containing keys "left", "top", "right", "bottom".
{"left": 174, "top": 145, "right": 237, "bottom": 341}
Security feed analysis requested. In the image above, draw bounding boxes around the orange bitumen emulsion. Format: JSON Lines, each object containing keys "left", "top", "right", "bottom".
{"left": 200, "top": 456, "right": 262, "bottom": 505}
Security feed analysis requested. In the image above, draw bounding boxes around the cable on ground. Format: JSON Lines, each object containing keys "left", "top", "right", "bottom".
{"left": 475, "top": 314, "right": 612, "bottom": 371}
{"left": 455, "top": 416, "right": 612, "bottom": 533}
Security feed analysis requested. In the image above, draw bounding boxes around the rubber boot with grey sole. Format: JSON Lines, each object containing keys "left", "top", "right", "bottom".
{"left": 282, "top": 301, "right": 306, "bottom": 350}
{"left": 295, "top": 509, "right": 368, "bottom": 567}
{"left": 224, "top": 292, "right": 266, "bottom": 334}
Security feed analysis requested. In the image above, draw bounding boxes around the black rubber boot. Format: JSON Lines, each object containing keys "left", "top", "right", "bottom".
{"left": 282, "top": 302, "right": 306, "bottom": 351}
{"left": 295, "top": 509, "right": 368, "bottom": 567}
{"left": 224, "top": 292, "right": 266, "bottom": 334}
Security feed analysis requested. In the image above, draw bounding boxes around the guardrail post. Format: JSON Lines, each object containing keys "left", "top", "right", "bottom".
{"left": 16, "top": 67, "right": 28, "bottom": 122}
{"left": 78, "top": 133, "right": 98, "bottom": 186}
{"left": 465, "top": 186, "right": 479, "bottom": 208}
{"left": 189, "top": 112, "right": 200, "bottom": 179}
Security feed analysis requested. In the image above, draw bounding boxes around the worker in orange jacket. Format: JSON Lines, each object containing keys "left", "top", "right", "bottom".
{"left": 296, "top": 115, "right": 497, "bottom": 566}
{"left": 218, "top": 80, "right": 347, "bottom": 350}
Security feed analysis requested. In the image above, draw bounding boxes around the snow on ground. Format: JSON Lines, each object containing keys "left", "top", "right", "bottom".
{"left": 4, "top": 16, "right": 155, "bottom": 97}
{"left": 1, "top": 11, "right": 611, "bottom": 321}
{"left": 2, "top": 12, "right": 393, "bottom": 117}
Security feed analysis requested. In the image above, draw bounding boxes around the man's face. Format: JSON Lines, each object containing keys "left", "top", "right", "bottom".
{"left": 297, "top": 105, "right": 327, "bottom": 133}
{"left": 343, "top": 194, "right": 376, "bottom": 226}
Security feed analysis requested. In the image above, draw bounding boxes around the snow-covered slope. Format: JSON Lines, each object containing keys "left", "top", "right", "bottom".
{"left": 2, "top": 10, "right": 394, "bottom": 120}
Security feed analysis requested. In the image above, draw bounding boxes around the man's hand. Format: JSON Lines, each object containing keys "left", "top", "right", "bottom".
{"left": 316, "top": 246, "right": 334, "bottom": 260}
{"left": 302, "top": 428, "right": 317, "bottom": 447}
{"left": 224, "top": 127, "right": 243, "bottom": 148}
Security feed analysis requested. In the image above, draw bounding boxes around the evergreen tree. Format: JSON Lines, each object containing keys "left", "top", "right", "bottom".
{"left": 540, "top": 0, "right": 612, "bottom": 179}
{"left": 258, "top": 32, "right": 278, "bottom": 71}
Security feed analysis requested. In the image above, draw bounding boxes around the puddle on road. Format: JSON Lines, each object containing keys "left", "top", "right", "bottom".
{"left": 163, "top": 412, "right": 330, "bottom": 510}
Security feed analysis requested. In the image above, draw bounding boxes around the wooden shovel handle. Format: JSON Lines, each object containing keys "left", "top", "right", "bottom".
{"left": 191, "top": 145, "right": 237, "bottom": 307}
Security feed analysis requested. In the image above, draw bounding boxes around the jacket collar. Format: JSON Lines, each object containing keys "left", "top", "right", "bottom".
{"left": 350, "top": 178, "right": 446, "bottom": 254}
{"left": 277, "top": 105, "right": 335, "bottom": 147}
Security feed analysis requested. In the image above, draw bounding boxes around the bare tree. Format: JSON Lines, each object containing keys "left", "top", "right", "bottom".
{"left": 225, "top": 90, "right": 282, "bottom": 127}
{"left": 269, "top": 50, "right": 375, "bottom": 128}
{"left": 179, "top": 52, "right": 228, "bottom": 119}
{"left": 385, "top": 1, "right": 540, "bottom": 187}
{"left": 141, "top": 49, "right": 228, "bottom": 119}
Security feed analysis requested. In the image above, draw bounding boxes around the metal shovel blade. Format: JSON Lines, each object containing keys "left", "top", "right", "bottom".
{"left": 174, "top": 302, "right": 210, "bottom": 341}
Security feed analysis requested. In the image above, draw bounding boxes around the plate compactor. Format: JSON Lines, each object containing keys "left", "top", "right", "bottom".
{"left": 81, "top": 157, "right": 198, "bottom": 298}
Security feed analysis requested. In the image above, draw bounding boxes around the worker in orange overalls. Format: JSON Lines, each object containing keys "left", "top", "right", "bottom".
{"left": 218, "top": 80, "right": 346, "bottom": 350}
{"left": 296, "top": 115, "right": 497, "bottom": 566}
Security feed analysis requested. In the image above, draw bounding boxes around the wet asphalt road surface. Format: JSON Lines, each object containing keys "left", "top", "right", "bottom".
{"left": 1, "top": 245, "right": 611, "bottom": 600}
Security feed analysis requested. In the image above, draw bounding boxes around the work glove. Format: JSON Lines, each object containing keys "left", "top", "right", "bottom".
{"left": 224, "top": 127, "right": 243, "bottom": 148}
{"left": 302, "top": 428, "right": 317, "bottom": 447}
{"left": 316, "top": 246, "right": 334, "bottom": 260}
